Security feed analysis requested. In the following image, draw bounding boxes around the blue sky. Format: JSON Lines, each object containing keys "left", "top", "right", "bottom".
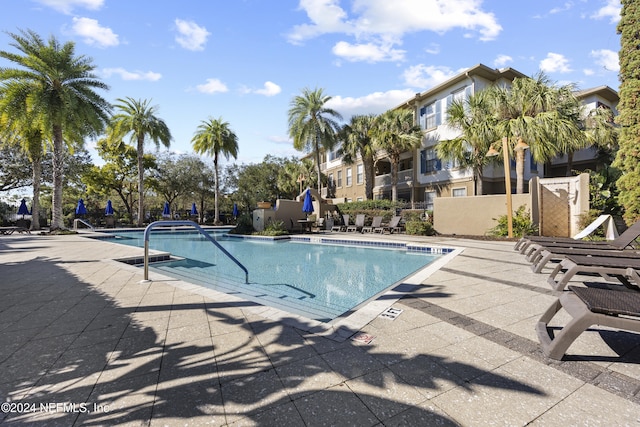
{"left": 0, "top": 0, "right": 622, "bottom": 166}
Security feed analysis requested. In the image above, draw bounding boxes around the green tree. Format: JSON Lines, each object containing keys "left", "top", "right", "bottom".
{"left": 613, "top": 0, "right": 640, "bottom": 224}
{"left": 278, "top": 157, "right": 313, "bottom": 199}
{"left": 0, "top": 144, "right": 32, "bottom": 191}
{"left": 192, "top": 117, "right": 238, "bottom": 224}
{"left": 489, "top": 72, "right": 585, "bottom": 193}
{"left": 288, "top": 87, "right": 342, "bottom": 192}
{"left": 339, "top": 114, "right": 377, "bottom": 200}
{"left": 0, "top": 29, "right": 111, "bottom": 230}
{"left": 106, "top": 97, "right": 172, "bottom": 227}
{"left": 437, "top": 90, "right": 498, "bottom": 195}
{"left": 83, "top": 139, "right": 156, "bottom": 222}
{"left": 371, "top": 109, "right": 423, "bottom": 201}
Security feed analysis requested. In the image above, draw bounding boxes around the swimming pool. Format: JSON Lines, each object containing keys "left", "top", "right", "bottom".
{"left": 100, "top": 229, "right": 453, "bottom": 323}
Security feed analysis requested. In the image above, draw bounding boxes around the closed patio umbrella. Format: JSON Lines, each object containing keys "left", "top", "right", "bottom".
{"left": 190, "top": 202, "right": 198, "bottom": 216}
{"left": 302, "top": 189, "right": 314, "bottom": 215}
{"left": 105, "top": 200, "right": 114, "bottom": 216}
{"left": 75, "top": 199, "right": 87, "bottom": 216}
{"left": 162, "top": 202, "right": 171, "bottom": 218}
{"left": 233, "top": 203, "right": 239, "bottom": 218}
{"left": 17, "top": 199, "right": 30, "bottom": 218}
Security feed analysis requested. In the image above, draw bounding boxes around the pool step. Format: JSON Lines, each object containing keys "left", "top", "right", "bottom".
{"left": 151, "top": 263, "right": 348, "bottom": 321}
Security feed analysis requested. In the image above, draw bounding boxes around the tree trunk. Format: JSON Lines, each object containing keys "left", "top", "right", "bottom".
{"left": 31, "top": 159, "right": 41, "bottom": 231}
{"left": 515, "top": 148, "right": 525, "bottom": 194}
{"left": 390, "top": 157, "right": 399, "bottom": 201}
{"left": 214, "top": 155, "right": 219, "bottom": 225}
{"left": 364, "top": 154, "right": 375, "bottom": 200}
{"left": 50, "top": 126, "right": 65, "bottom": 230}
{"left": 565, "top": 151, "right": 574, "bottom": 177}
{"left": 136, "top": 136, "right": 145, "bottom": 227}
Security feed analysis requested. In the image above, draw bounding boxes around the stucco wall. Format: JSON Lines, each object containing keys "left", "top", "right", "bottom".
{"left": 433, "top": 194, "right": 532, "bottom": 236}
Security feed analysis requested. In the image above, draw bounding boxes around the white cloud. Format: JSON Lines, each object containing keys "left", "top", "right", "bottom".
{"left": 493, "top": 54, "right": 513, "bottom": 68}
{"left": 287, "top": 0, "right": 502, "bottom": 63}
{"left": 196, "top": 78, "right": 228, "bottom": 94}
{"left": 539, "top": 52, "right": 572, "bottom": 73}
{"left": 590, "top": 49, "right": 619, "bottom": 73}
{"left": 402, "top": 64, "right": 458, "bottom": 89}
{"left": 591, "top": 0, "right": 621, "bottom": 23}
{"left": 71, "top": 17, "right": 119, "bottom": 48}
{"left": 174, "top": 19, "right": 210, "bottom": 51}
{"left": 332, "top": 41, "right": 405, "bottom": 62}
{"left": 101, "top": 68, "right": 161, "bottom": 81}
{"left": 326, "top": 89, "right": 417, "bottom": 117}
{"left": 35, "top": 0, "right": 103, "bottom": 14}
{"left": 425, "top": 43, "right": 440, "bottom": 55}
{"left": 255, "top": 81, "right": 282, "bottom": 96}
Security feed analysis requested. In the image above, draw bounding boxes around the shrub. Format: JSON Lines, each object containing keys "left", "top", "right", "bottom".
{"left": 256, "top": 220, "right": 288, "bottom": 236}
{"left": 488, "top": 205, "right": 538, "bottom": 238}
{"left": 405, "top": 220, "right": 435, "bottom": 235}
{"left": 229, "top": 213, "right": 254, "bottom": 235}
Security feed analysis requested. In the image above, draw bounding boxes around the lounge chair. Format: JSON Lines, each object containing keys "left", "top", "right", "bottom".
{"left": 347, "top": 214, "right": 365, "bottom": 232}
{"left": 546, "top": 254, "right": 640, "bottom": 293}
{"left": 516, "top": 219, "right": 640, "bottom": 255}
{"left": 536, "top": 284, "right": 640, "bottom": 360}
{"left": 331, "top": 214, "right": 349, "bottom": 232}
{"left": 362, "top": 216, "right": 383, "bottom": 233}
{"left": 515, "top": 214, "right": 619, "bottom": 252}
{"left": 376, "top": 215, "right": 402, "bottom": 234}
{"left": 0, "top": 226, "right": 30, "bottom": 235}
{"left": 528, "top": 246, "right": 640, "bottom": 274}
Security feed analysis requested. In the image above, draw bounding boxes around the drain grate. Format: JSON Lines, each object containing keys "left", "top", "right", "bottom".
{"left": 379, "top": 307, "right": 403, "bottom": 320}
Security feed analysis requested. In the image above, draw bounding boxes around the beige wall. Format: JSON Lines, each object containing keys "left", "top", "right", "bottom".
{"left": 433, "top": 194, "right": 532, "bottom": 236}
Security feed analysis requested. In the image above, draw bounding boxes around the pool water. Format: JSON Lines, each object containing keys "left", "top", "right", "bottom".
{"left": 103, "top": 230, "right": 442, "bottom": 322}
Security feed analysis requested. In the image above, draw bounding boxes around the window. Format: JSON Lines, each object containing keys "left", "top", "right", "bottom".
{"left": 529, "top": 152, "right": 537, "bottom": 173}
{"left": 346, "top": 168, "right": 352, "bottom": 186}
{"left": 337, "top": 170, "right": 342, "bottom": 187}
{"left": 327, "top": 143, "right": 341, "bottom": 161}
{"left": 420, "top": 148, "right": 441, "bottom": 174}
{"left": 452, "top": 187, "right": 467, "bottom": 197}
{"left": 356, "top": 164, "right": 363, "bottom": 184}
{"left": 424, "top": 191, "right": 436, "bottom": 211}
{"left": 328, "top": 173, "right": 334, "bottom": 186}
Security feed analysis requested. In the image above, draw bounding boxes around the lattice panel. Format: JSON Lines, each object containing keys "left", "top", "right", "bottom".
{"left": 540, "top": 183, "right": 570, "bottom": 237}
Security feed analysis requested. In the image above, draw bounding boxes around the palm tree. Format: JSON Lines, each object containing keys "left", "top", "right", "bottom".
{"left": 0, "top": 29, "right": 111, "bottom": 230}
{"left": 192, "top": 117, "right": 238, "bottom": 224}
{"left": 437, "top": 90, "right": 498, "bottom": 195}
{"left": 371, "top": 109, "right": 423, "bottom": 201}
{"left": 339, "top": 114, "right": 377, "bottom": 200}
{"left": 0, "top": 125, "right": 45, "bottom": 231}
{"left": 489, "top": 72, "right": 585, "bottom": 193}
{"left": 106, "top": 97, "right": 172, "bottom": 227}
{"left": 288, "top": 87, "right": 342, "bottom": 193}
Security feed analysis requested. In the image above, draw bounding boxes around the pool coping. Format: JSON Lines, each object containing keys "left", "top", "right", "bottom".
{"left": 93, "top": 230, "right": 464, "bottom": 342}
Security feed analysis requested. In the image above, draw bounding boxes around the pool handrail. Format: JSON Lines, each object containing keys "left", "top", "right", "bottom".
{"left": 142, "top": 220, "right": 248, "bottom": 284}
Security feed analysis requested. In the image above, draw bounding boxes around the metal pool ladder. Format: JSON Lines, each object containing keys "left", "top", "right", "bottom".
{"left": 142, "top": 220, "right": 249, "bottom": 284}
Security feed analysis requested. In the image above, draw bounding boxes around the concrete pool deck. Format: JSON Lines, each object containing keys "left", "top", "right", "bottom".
{"left": 1, "top": 231, "right": 639, "bottom": 426}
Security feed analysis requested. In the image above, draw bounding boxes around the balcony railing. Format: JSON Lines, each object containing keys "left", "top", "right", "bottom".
{"left": 374, "top": 168, "right": 413, "bottom": 187}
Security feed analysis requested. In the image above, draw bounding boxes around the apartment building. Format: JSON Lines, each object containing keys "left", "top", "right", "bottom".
{"left": 321, "top": 63, "right": 618, "bottom": 207}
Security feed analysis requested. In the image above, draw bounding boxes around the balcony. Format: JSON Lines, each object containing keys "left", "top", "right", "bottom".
{"left": 374, "top": 168, "right": 413, "bottom": 188}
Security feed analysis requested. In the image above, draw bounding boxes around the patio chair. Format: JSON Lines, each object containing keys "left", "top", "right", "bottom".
{"left": 514, "top": 214, "right": 619, "bottom": 253}
{"left": 362, "top": 216, "right": 383, "bottom": 233}
{"left": 347, "top": 214, "right": 365, "bottom": 232}
{"left": 312, "top": 217, "right": 325, "bottom": 233}
{"left": 536, "top": 284, "right": 640, "bottom": 360}
{"left": 331, "top": 214, "right": 349, "bottom": 232}
{"left": 528, "top": 246, "right": 640, "bottom": 274}
{"left": 376, "top": 215, "right": 402, "bottom": 234}
{"left": 516, "top": 219, "right": 640, "bottom": 256}
{"left": 546, "top": 254, "right": 640, "bottom": 293}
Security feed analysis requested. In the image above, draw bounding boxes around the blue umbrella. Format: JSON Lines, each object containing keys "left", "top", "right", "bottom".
{"left": 162, "top": 202, "right": 171, "bottom": 218}
{"left": 75, "top": 199, "right": 87, "bottom": 216}
{"left": 190, "top": 202, "right": 198, "bottom": 216}
{"left": 232, "top": 203, "right": 239, "bottom": 218}
{"left": 105, "top": 200, "right": 114, "bottom": 216}
{"left": 17, "top": 199, "right": 30, "bottom": 217}
{"left": 302, "top": 189, "right": 314, "bottom": 214}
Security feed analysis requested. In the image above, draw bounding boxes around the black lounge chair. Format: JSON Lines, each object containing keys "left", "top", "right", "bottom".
{"left": 528, "top": 246, "right": 640, "bottom": 273}
{"left": 546, "top": 254, "right": 640, "bottom": 293}
{"left": 0, "top": 226, "right": 30, "bottom": 235}
{"left": 537, "top": 284, "right": 640, "bottom": 360}
{"left": 516, "top": 219, "right": 640, "bottom": 256}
